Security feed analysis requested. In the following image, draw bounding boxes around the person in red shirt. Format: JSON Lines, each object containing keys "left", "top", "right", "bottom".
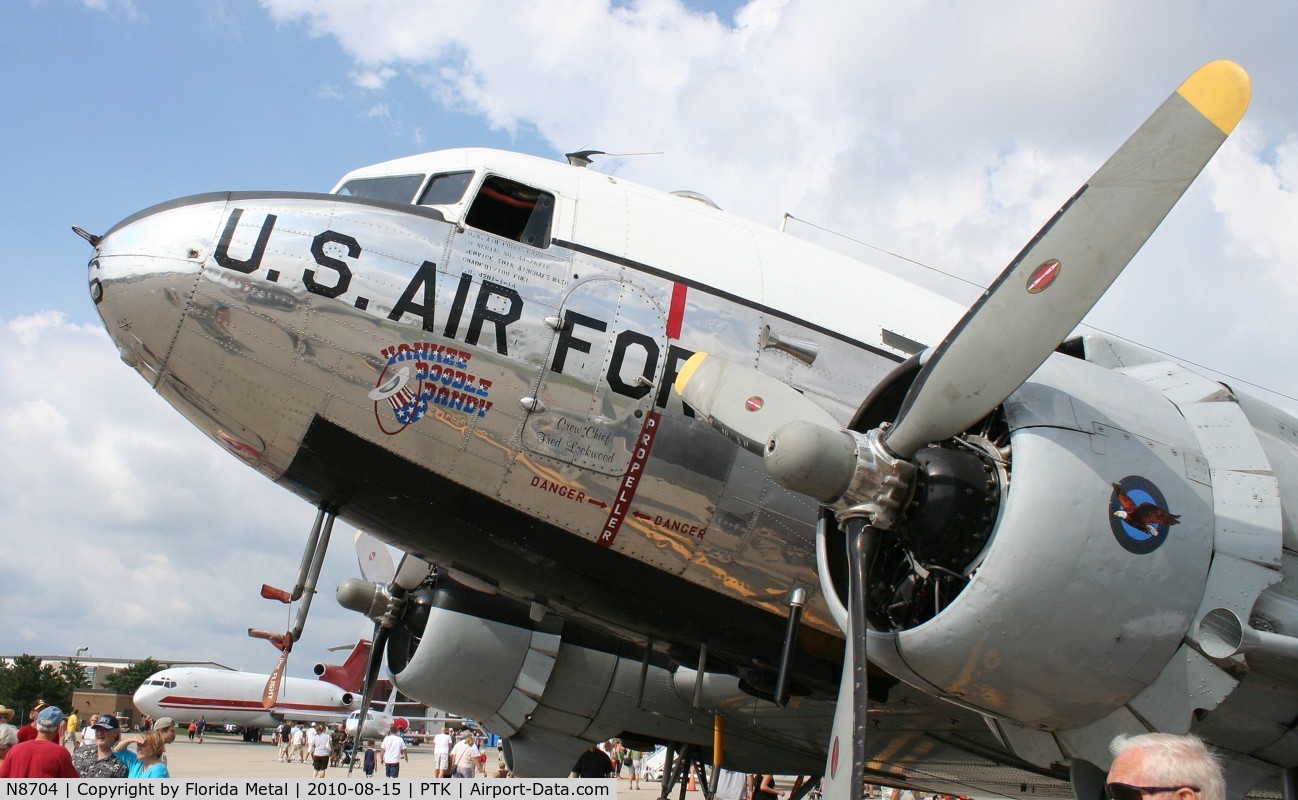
{"left": 0, "top": 706, "right": 79, "bottom": 778}
{"left": 14, "top": 702, "right": 48, "bottom": 744}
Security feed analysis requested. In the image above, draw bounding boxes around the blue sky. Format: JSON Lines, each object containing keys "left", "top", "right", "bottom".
{"left": 2, "top": 2, "right": 542, "bottom": 324}
{"left": 3, "top": 0, "right": 1297, "bottom": 683}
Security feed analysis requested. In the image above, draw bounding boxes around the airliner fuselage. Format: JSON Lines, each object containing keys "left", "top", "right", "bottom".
{"left": 134, "top": 667, "right": 356, "bottom": 730}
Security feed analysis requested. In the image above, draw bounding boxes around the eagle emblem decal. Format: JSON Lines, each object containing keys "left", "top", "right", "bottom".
{"left": 1109, "top": 476, "right": 1181, "bottom": 554}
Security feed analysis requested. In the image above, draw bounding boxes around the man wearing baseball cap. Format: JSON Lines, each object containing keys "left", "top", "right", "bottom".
{"left": 0, "top": 706, "right": 78, "bottom": 778}
{"left": 72, "top": 714, "right": 127, "bottom": 777}
{"left": 16, "top": 701, "right": 47, "bottom": 743}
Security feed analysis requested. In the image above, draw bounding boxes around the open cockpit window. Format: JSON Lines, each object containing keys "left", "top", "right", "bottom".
{"left": 465, "top": 175, "right": 554, "bottom": 248}
{"left": 337, "top": 174, "right": 425, "bottom": 203}
{"left": 418, "top": 171, "right": 475, "bottom": 206}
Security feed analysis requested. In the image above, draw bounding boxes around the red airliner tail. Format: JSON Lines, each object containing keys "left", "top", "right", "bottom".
{"left": 313, "top": 640, "right": 371, "bottom": 692}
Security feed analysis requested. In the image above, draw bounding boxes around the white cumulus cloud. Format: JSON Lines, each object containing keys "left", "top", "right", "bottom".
{"left": 256, "top": 0, "right": 1298, "bottom": 406}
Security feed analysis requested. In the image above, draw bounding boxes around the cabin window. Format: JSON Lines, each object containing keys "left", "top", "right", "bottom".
{"left": 466, "top": 175, "right": 554, "bottom": 248}
{"left": 418, "top": 171, "right": 474, "bottom": 206}
{"left": 337, "top": 174, "right": 425, "bottom": 203}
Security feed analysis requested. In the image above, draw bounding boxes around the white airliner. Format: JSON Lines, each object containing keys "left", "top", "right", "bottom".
{"left": 132, "top": 642, "right": 394, "bottom": 737}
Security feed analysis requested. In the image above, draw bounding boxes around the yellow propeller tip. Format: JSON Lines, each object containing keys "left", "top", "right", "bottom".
{"left": 1178, "top": 60, "right": 1251, "bottom": 135}
{"left": 674, "top": 351, "right": 709, "bottom": 396}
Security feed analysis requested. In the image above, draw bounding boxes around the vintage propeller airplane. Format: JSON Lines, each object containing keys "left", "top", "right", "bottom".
{"left": 81, "top": 60, "right": 1298, "bottom": 799}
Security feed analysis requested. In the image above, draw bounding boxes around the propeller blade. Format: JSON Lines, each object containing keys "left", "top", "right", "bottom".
{"left": 347, "top": 621, "right": 391, "bottom": 776}
{"left": 354, "top": 530, "right": 396, "bottom": 585}
{"left": 884, "top": 60, "right": 1250, "bottom": 459}
{"left": 261, "top": 642, "right": 291, "bottom": 710}
{"left": 674, "top": 352, "right": 840, "bottom": 454}
{"left": 394, "top": 553, "right": 432, "bottom": 591}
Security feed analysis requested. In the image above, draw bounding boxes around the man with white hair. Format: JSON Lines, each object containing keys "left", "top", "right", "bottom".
{"left": 0, "top": 706, "right": 78, "bottom": 778}
{"left": 0, "top": 723, "right": 18, "bottom": 763}
{"left": 1106, "top": 733, "right": 1226, "bottom": 800}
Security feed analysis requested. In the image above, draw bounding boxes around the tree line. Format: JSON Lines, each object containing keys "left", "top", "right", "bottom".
{"left": 0, "top": 656, "right": 169, "bottom": 720}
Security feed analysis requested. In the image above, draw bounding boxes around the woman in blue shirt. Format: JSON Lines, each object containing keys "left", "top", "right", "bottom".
{"left": 115, "top": 731, "right": 170, "bottom": 778}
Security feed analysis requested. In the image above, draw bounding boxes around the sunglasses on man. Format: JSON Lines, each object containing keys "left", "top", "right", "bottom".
{"left": 1105, "top": 784, "right": 1199, "bottom": 800}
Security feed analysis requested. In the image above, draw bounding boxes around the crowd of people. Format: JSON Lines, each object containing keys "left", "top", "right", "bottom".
{"left": 0, "top": 701, "right": 178, "bottom": 779}
{"left": 270, "top": 720, "right": 390, "bottom": 777}
{"left": 0, "top": 701, "right": 437, "bottom": 780}
{"left": 267, "top": 721, "right": 510, "bottom": 779}
{"left": 0, "top": 697, "right": 1230, "bottom": 799}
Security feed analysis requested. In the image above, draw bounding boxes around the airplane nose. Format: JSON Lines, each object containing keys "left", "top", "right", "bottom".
{"left": 89, "top": 196, "right": 229, "bottom": 385}
{"left": 132, "top": 682, "right": 163, "bottom": 715}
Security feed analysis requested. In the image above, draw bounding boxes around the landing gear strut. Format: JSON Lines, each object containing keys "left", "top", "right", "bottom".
{"left": 249, "top": 506, "right": 338, "bottom": 707}
{"left": 820, "top": 518, "right": 875, "bottom": 800}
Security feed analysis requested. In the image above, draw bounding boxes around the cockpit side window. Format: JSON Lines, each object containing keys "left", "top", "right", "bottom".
{"left": 337, "top": 174, "right": 425, "bottom": 203}
{"left": 418, "top": 171, "right": 475, "bottom": 206}
{"left": 466, "top": 175, "right": 554, "bottom": 248}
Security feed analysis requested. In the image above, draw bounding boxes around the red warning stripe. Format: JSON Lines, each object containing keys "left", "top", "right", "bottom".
{"left": 598, "top": 283, "right": 685, "bottom": 547}
{"left": 598, "top": 411, "right": 662, "bottom": 547}
{"left": 667, "top": 283, "right": 688, "bottom": 340}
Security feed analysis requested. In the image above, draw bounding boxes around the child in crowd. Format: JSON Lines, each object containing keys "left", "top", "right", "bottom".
{"left": 362, "top": 739, "right": 377, "bottom": 778}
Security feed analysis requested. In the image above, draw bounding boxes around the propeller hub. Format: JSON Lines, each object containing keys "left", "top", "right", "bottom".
{"left": 764, "top": 420, "right": 857, "bottom": 502}
{"left": 337, "top": 577, "right": 391, "bottom": 620}
{"left": 830, "top": 428, "right": 918, "bottom": 531}
{"left": 765, "top": 423, "right": 919, "bottom": 531}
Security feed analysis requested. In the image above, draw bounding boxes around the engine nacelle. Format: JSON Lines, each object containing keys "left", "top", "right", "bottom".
{"left": 857, "top": 348, "right": 1291, "bottom": 746}
{"left": 311, "top": 639, "right": 372, "bottom": 693}
{"left": 390, "top": 577, "right": 833, "bottom": 777}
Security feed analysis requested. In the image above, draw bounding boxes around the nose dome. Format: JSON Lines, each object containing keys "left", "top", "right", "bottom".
{"left": 90, "top": 198, "right": 228, "bottom": 384}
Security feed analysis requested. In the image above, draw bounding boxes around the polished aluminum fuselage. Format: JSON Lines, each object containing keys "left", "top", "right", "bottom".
{"left": 89, "top": 148, "right": 1298, "bottom": 787}
{"left": 89, "top": 149, "right": 962, "bottom": 688}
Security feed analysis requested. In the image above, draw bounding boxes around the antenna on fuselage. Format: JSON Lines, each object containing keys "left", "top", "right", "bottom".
{"left": 564, "top": 149, "right": 663, "bottom": 168}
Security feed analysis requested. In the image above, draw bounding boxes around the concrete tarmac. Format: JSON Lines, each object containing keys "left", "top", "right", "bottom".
{"left": 135, "top": 733, "right": 695, "bottom": 799}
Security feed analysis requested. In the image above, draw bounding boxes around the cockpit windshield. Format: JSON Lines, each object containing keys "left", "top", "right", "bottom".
{"left": 337, "top": 174, "right": 425, "bottom": 203}
{"left": 418, "top": 171, "right": 474, "bottom": 205}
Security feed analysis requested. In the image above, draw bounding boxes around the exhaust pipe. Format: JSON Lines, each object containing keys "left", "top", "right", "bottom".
{"left": 1196, "top": 607, "right": 1298, "bottom": 661}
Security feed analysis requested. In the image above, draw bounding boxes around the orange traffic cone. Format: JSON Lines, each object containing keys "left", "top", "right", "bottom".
{"left": 689, "top": 767, "right": 698, "bottom": 792}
